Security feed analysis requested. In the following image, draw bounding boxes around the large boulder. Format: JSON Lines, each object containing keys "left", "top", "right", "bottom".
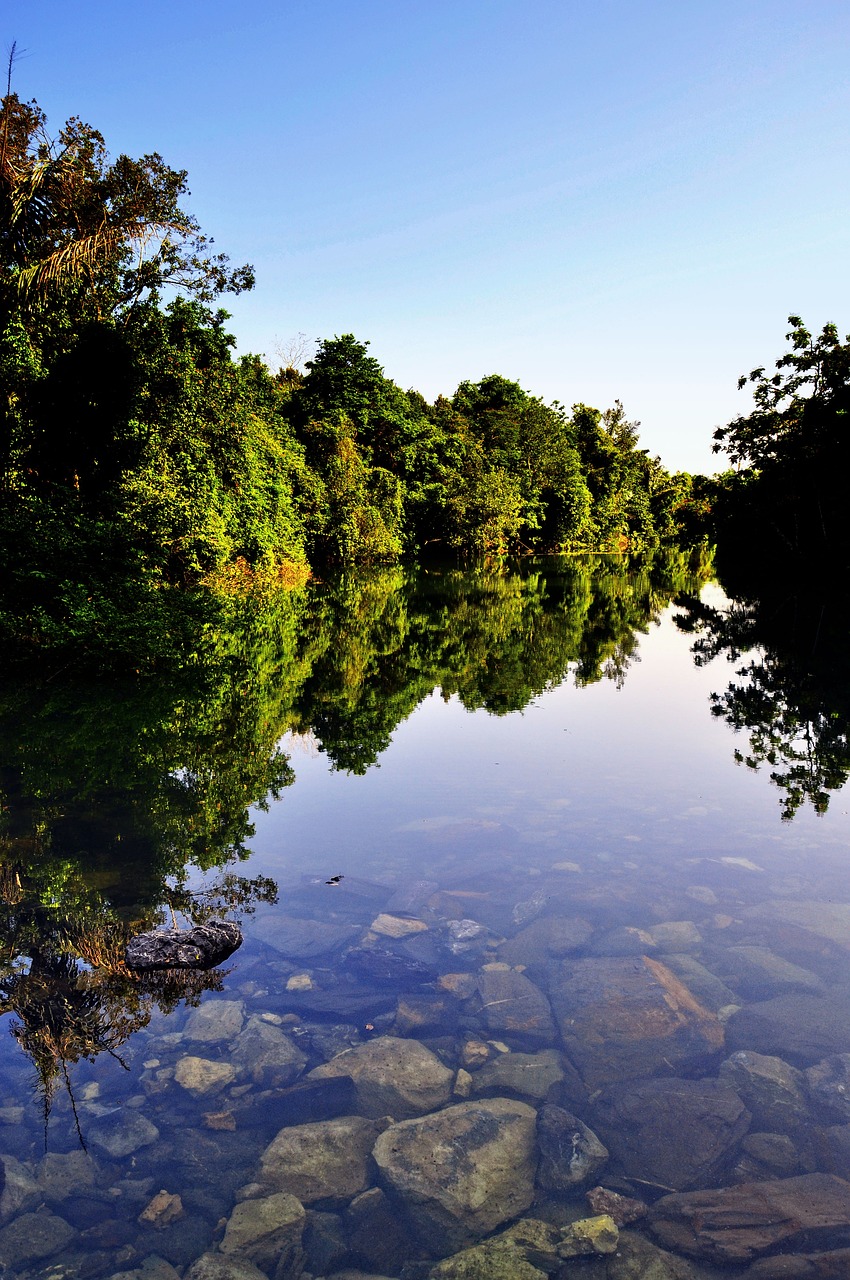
{"left": 476, "top": 970, "right": 554, "bottom": 1046}
{"left": 0, "top": 1211, "right": 76, "bottom": 1267}
{"left": 372, "top": 1098, "right": 537, "bottom": 1254}
{"left": 592, "top": 1076, "right": 751, "bottom": 1190}
{"left": 550, "top": 956, "right": 724, "bottom": 1089}
{"left": 230, "top": 1015, "right": 307, "bottom": 1088}
{"left": 725, "top": 995, "right": 850, "bottom": 1065}
{"left": 649, "top": 1173, "right": 850, "bottom": 1264}
{"left": 260, "top": 1115, "right": 388, "bottom": 1204}
{"left": 470, "top": 1050, "right": 565, "bottom": 1102}
{"left": 308, "top": 1036, "right": 453, "bottom": 1119}
{"left": 219, "top": 1192, "right": 306, "bottom": 1273}
{"left": 126, "top": 920, "right": 241, "bottom": 970}
{"left": 719, "top": 1050, "right": 811, "bottom": 1134}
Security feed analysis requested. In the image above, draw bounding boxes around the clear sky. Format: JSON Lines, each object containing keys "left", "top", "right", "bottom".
{"left": 6, "top": 1, "right": 849, "bottom": 472}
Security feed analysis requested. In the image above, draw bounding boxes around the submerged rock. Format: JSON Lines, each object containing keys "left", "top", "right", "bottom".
{"left": 126, "top": 920, "right": 242, "bottom": 970}
{"left": 718, "top": 1050, "right": 811, "bottom": 1133}
{"left": 550, "top": 955, "right": 724, "bottom": 1089}
{"left": 607, "top": 1230, "right": 697, "bottom": 1279}
{"left": 470, "top": 1049, "right": 565, "bottom": 1101}
{"left": 476, "top": 970, "right": 555, "bottom": 1046}
{"left": 558, "top": 1214, "right": 618, "bottom": 1257}
{"left": 535, "top": 1104, "right": 609, "bottom": 1191}
{"left": 184, "top": 1255, "right": 268, "bottom": 1280}
{"left": 308, "top": 1035, "right": 454, "bottom": 1119}
{"left": 89, "top": 1111, "right": 160, "bottom": 1158}
{"left": 220, "top": 1191, "right": 306, "bottom": 1273}
{"left": 725, "top": 995, "right": 850, "bottom": 1065}
{"left": 183, "top": 999, "right": 245, "bottom": 1043}
{"left": 260, "top": 1115, "right": 388, "bottom": 1203}
{"left": 743, "top": 1246, "right": 850, "bottom": 1277}
{"left": 806, "top": 1053, "right": 850, "bottom": 1123}
{"left": 648, "top": 1173, "right": 850, "bottom": 1263}
{"left": 372, "top": 1097, "right": 537, "bottom": 1254}
{"left": 592, "top": 1076, "right": 751, "bottom": 1191}
{"left": 585, "top": 1186, "right": 646, "bottom": 1226}
{"left": 0, "top": 1210, "right": 76, "bottom": 1267}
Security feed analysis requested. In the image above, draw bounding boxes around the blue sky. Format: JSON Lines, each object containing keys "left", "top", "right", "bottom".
{"left": 7, "top": 1, "right": 849, "bottom": 471}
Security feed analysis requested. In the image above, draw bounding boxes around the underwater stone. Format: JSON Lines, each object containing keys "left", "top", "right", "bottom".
{"left": 535, "top": 1104, "right": 609, "bottom": 1191}
{"left": 308, "top": 1035, "right": 454, "bottom": 1119}
{"left": 372, "top": 1098, "right": 537, "bottom": 1254}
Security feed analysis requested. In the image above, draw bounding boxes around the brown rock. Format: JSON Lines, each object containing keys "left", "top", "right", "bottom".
{"left": 585, "top": 1186, "right": 646, "bottom": 1226}
{"left": 649, "top": 1173, "right": 850, "bottom": 1263}
{"left": 744, "top": 1246, "right": 850, "bottom": 1277}
{"left": 138, "top": 1190, "right": 185, "bottom": 1228}
{"left": 260, "top": 1115, "right": 388, "bottom": 1204}
{"left": 592, "top": 1076, "right": 750, "bottom": 1190}
{"left": 550, "top": 956, "right": 724, "bottom": 1089}
{"left": 725, "top": 995, "right": 850, "bottom": 1066}
{"left": 476, "top": 970, "right": 555, "bottom": 1046}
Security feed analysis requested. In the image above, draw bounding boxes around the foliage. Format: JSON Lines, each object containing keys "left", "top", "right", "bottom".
{"left": 711, "top": 316, "right": 850, "bottom": 565}
{"left": 675, "top": 571, "right": 850, "bottom": 820}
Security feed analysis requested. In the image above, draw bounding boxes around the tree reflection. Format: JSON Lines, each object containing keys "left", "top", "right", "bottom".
{"left": 0, "top": 550, "right": 714, "bottom": 1132}
{"left": 676, "top": 578, "right": 850, "bottom": 819}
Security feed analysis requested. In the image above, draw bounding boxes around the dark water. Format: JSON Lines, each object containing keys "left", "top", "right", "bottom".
{"left": 2, "top": 555, "right": 850, "bottom": 1279}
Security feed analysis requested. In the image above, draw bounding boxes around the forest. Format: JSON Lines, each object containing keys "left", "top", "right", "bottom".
{"left": 0, "top": 92, "right": 707, "bottom": 650}
{"left": 1, "top": 89, "right": 848, "bottom": 658}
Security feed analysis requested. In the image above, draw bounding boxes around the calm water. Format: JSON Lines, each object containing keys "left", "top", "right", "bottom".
{"left": 2, "top": 556, "right": 850, "bottom": 1278}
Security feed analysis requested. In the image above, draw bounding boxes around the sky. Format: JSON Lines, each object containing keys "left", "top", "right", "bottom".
{"left": 6, "top": 0, "right": 849, "bottom": 473}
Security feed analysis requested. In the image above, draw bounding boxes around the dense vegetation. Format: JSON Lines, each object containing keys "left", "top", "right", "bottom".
{"left": 706, "top": 315, "right": 850, "bottom": 571}
{"left": 0, "top": 92, "right": 705, "bottom": 648}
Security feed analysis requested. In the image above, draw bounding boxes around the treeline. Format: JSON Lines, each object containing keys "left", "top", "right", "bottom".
{"left": 0, "top": 92, "right": 703, "bottom": 641}
{"left": 701, "top": 316, "right": 850, "bottom": 573}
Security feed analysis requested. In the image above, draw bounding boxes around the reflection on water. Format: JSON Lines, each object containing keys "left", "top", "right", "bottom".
{"left": 1, "top": 553, "right": 850, "bottom": 1277}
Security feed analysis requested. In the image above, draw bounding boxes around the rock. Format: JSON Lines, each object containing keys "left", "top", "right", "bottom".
{"left": 743, "top": 1247, "right": 850, "bottom": 1277}
{"left": 806, "top": 1054, "right": 850, "bottom": 1123}
{"left": 592, "top": 1077, "right": 750, "bottom": 1191}
{"left": 203, "top": 1110, "right": 236, "bottom": 1131}
{"left": 443, "top": 919, "right": 491, "bottom": 955}
{"left": 343, "top": 947, "right": 437, "bottom": 987}
{"left": 725, "top": 995, "right": 850, "bottom": 1064}
{"left": 743, "top": 900, "right": 850, "bottom": 950}
{"left": 183, "top": 999, "right": 245, "bottom": 1043}
{"left": 370, "top": 913, "right": 429, "bottom": 938}
{"left": 346, "top": 1187, "right": 424, "bottom": 1273}
{"left": 0, "top": 1210, "right": 76, "bottom": 1266}
{"left": 557, "top": 1214, "right": 618, "bottom": 1257}
{"left": 308, "top": 1036, "right": 453, "bottom": 1118}
{"left": 37, "top": 1150, "right": 96, "bottom": 1202}
{"left": 260, "top": 1115, "right": 388, "bottom": 1203}
{"left": 550, "top": 956, "right": 724, "bottom": 1089}
{"left": 489, "top": 1218, "right": 562, "bottom": 1270}
{"left": 497, "top": 915, "right": 593, "bottom": 968}
{"left": 251, "top": 915, "right": 359, "bottom": 960}
{"left": 437, "top": 973, "right": 478, "bottom": 1000}
{"left": 0, "top": 1154, "right": 39, "bottom": 1223}
{"left": 649, "top": 1173, "right": 850, "bottom": 1263}
{"left": 184, "top": 1254, "right": 268, "bottom": 1280}
{"left": 138, "top": 1191, "right": 184, "bottom": 1227}
{"left": 646, "top": 922, "right": 702, "bottom": 953}
{"left": 126, "top": 919, "right": 242, "bottom": 969}
{"left": 428, "top": 1243, "right": 547, "bottom": 1280}
{"left": 386, "top": 880, "right": 440, "bottom": 912}
{"left": 395, "top": 995, "right": 455, "bottom": 1035}
{"left": 108, "top": 1257, "right": 182, "bottom": 1280}
{"left": 511, "top": 888, "right": 549, "bottom": 927}
{"left": 220, "top": 1191, "right": 306, "bottom": 1272}
{"left": 585, "top": 1186, "right": 646, "bottom": 1225}
{"left": 607, "top": 1230, "right": 697, "bottom": 1279}
{"left": 476, "top": 970, "right": 554, "bottom": 1046}
{"left": 535, "top": 1105, "right": 608, "bottom": 1191}
{"left": 719, "top": 1050, "right": 811, "bottom": 1133}
{"left": 589, "top": 926, "right": 658, "bottom": 957}
{"left": 303, "top": 1209, "right": 348, "bottom": 1276}
{"left": 372, "top": 1098, "right": 537, "bottom": 1254}
{"left": 660, "top": 954, "right": 738, "bottom": 1012}
{"left": 230, "top": 1015, "right": 307, "bottom": 1087}
{"left": 738, "top": 1131, "right": 802, "bottom": 1176}
{"left": 470, "top": 1049, "right": 565, "bottom": 1101}
{"left": 174, "top": 1055, "right": 236, "bottom": 1095}
{"left": 719, "top": 946, "right": 825, "bottom": 998}
{"left": 231, "top": 1076, "right": 356, "bottom": 1129}
{"left": 89, "top": 1110, "right": 160, "bottom": 1157}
